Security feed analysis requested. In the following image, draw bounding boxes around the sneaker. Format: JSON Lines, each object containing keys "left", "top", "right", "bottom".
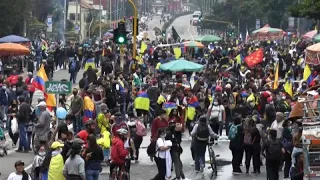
{"left": 15, "top": 149, "right": 23, "bottom": 153}
{"left": 190, "top": 162, "right": 195, "bottom": 166}
{"left": 200, "top": 167, "right": 204, "bottom": 172}
{"left": 195, "top": 170, "right": 199, "bottom": 173}
{"left": 232, "top": 171, "right": 243, "bottom": 175}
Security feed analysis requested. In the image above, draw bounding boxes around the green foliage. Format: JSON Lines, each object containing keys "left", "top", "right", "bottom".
{"left": 205, "top": 0, "right": 294, "bottom": 31}
{"left": 289, "top": 0, "right": 320, "bottom": 20}
{"left": 0, "top": 0, "right": 30, "bottom": 36}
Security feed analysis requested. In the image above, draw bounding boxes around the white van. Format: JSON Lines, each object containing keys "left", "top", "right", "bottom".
{"left": 191, "top": 11, "right": 201, "bottom": 25}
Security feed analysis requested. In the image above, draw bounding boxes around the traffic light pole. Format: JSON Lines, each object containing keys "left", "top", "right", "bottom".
{"left": 128, "top": 0, "right": 138, "bottom": 58}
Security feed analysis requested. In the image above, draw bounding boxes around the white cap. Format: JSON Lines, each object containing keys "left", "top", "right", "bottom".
{"left": 37, "top": 101, "right": 46, "bottom": 107}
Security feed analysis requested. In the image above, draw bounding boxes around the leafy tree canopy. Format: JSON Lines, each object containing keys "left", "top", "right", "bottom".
{"left": 289, "top": 0, "right": 320, "bottom": 20}
{"left": 202, "top": 0, "right": 294, "bottom": 32}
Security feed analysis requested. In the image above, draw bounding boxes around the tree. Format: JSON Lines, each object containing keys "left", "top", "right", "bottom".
{"left": 289, "top": 0, "right": 320, "bottom": 20}
{"left": 0, "top": 0, "right": 31, "bottom": 36}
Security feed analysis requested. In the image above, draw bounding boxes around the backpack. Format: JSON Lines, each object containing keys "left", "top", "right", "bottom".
{"left": 136, "top": 121, "right": 147, "bottom": 136}
{"left": 228, "top": 124, "right": 239, "bottom": 140}
{"left": 243, "top": 131, "right": 252, "bottom": 144}
{"left": 147, "top": 140, "right": 157, "bottom": 157}
{"left": 70, "top": 60, "right": 76, "bottom": 71}
{"left": 267, "top": 140, "right": 282, "bottom": 160}
{"left": 196, "top": 123, "right": 209, "bottom": 141}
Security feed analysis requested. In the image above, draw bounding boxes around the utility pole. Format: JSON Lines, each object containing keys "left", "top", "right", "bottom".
{"left": 64, "top": 0, "right": 67, "bottom": 30}
{"left": 109, "top": 0, "right": 112, "bottom": 28}
{"left": 99, "top": 0, "right": 102, "bottom": 38}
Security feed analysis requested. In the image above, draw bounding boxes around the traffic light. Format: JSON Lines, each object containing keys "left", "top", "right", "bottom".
{"left": 162, "top": 30, "right": 166, "bottom": 37}
{"left": 113, "top": 21, "right": 128, "bottom": 44}
{"left": 199, "top": 15, "right": 203, "bottom": 22}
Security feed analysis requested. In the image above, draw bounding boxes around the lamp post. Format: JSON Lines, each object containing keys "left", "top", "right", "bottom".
{"left": 128, "top": 0, "right": 138, "bottom": 58}
{"left": 99, "top": 0, "right": 102, "bottom": 38}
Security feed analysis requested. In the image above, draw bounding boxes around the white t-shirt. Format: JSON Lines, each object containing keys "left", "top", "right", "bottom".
{"left": 156, "top": 137, "right": 166, "bottom": 159}
{"left": 208, "top": 105, "right": 225, "bottom": 122}
{"left": 7, "top": 172, "right": 32, "bottom": 180}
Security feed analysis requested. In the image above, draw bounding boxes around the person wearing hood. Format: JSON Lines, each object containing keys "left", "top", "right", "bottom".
{"left": 48, "top": 141, "right": 65, "bottom": 180}
{"left": 289, "top": 152, "right": 304, "bottom": 180}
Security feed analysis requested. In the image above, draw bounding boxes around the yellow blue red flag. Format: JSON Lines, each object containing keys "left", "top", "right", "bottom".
{"left": 134, "top": 91, "right": 150, "bottom": 111}
{"left": 32, "top": 65, "right": 56, "bottom": 109}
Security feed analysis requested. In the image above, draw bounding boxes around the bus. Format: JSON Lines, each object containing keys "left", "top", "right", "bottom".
{"left": 191, "top": 11, "right": 201, "bottom": 26}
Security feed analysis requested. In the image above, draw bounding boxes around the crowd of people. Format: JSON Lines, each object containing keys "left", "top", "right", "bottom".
{"left": 0, "top": 32, "right": 316, "bottom": 180}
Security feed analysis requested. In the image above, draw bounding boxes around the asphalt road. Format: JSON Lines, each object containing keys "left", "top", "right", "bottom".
{"left": 0, "top": 68, "right": 85, "bottom": 180}
{"left": 146, "top": 15, "right": 162, "bottom": 40}
{"left": 167, "top": 14, "right": 199, "bottom": 41}
{"left": 98, "top": 132, "right": 285, "bottom": 180}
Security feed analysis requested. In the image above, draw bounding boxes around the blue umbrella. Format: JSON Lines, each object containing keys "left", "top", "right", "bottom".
{"left": 0, "top": 35, "right": 30, "bottom": 43}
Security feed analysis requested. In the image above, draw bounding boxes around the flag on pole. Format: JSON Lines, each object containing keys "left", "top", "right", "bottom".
{"left": 273, "top": 62, "right": 279, "bottom": 89}
{"left": 245, "top": 28, "right": 249, "bottom": 43}
{"left": 303, "top": 64, "right": 313, "bottom": 85}
{"left": 32, "top": 65, "right": 56, "bottom": 109}
{"left": 284, "top": 80, "right": 293, "bottom": 97}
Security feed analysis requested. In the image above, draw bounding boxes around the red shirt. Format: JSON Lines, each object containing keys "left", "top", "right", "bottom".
{"left": 151, "top": 117, "right": 168, "bottom": 139}
{"left": 25, "top": 77, "right": 36, "bottom": 92}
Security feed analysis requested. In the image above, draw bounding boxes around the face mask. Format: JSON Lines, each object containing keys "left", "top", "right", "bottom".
{"left": 12, "top": 88, "right": 16, "bottom": 91}
{"left": 213, "top": 102, "right": 218, "bottom": 106}
{"left": 39, "top": 152, "right": 46, "bottom": 156}
{"left": 269, "top": 101, "right": 274, "bottom": 105}
{"left": 2, "top": 86, "right": 6, "bottom": 89}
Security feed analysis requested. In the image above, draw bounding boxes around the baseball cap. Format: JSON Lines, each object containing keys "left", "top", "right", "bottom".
{"left": 37, "top": 101, "right": 46, "bottom": 107}
{"left": 51, "top": 141, "right": 64, "bottom": 149}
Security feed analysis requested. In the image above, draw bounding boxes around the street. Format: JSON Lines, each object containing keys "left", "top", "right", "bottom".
{"left": 0, "top": 68, "right": 85, "bottom": 179}
{"left": 166, "top": 14, "right": 199, "bottom": 41}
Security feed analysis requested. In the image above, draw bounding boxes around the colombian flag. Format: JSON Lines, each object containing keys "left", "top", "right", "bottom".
{"left": 236, "top": 54, "right": 244, "bottom": 65}
{"left": 284, "top": 80, "right": 293, "bottom": 97}
{"left": 163, "top": 102, "right": 177, "bottom": 116}
{"left": 303, "top": 64, "right": 313, "bottom": 85}
{"left": 157, "top": 94, "right": 167, "bottom": 106}
{"left": 187, "top": 96, "right": 199, "bottom": 121}
{"left": 84, "top": 58, "right": 95, "bottom": 71}
{"left": 32, "top": 65, "right": 56, "bottom": 109}
{"left": 134, "top": 91, "right": 150, "bottom": 111}
{"left": 83, "top": 95, "right": 95, "bottom": 123}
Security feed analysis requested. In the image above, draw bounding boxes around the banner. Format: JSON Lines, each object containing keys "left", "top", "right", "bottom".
{"left": 244, "top": 48, "right": 264, "bottom": 68}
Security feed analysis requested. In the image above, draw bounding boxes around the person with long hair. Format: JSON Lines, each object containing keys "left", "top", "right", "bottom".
{"left": 63, "top": 144, "right": 85, "bottom": 180}
{"left": 83, "top": 134, "right": 104, "bottom": 180}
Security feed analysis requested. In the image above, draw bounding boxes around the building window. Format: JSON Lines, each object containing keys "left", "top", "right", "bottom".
{"left": 69, "top": 13, "right": 75, "bottom": 20}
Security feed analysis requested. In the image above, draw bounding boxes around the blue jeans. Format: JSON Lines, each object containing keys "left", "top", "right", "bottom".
{"left": 103, "top": 149, "right": 110, "bottom": 161}
{"left": 18, "top": 123, "right": 29, "bottom": 150}
{"left": 69, "top": 71, "right": 78, "bottom": 84}
{"left": 86, "top": 170, "right": 100, "bottom": 180}
{"left": 73, "top": 114, "right": 83, "bottom": 134}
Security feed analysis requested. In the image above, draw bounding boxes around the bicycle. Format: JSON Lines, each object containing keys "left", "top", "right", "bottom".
{"left": 208, "top": 136, "right": 219, "bottom": 177}
{"left": 110, "top": 157, "right": 131, "bottom": 180}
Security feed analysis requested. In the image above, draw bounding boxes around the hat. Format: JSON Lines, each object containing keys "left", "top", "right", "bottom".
{"left": 37, "top": 101, "right": 46, "bottom": 107}
{"left": 28, "top": 72, "right": 33, "bottom": 75}
{"left": 85, "top": 119, "right": 95, "bottom": 126}
{"left": 100, "top": 103, "right": 109, "bottom": 113}
{"left": 127, "top": 120, "right": 136, "bottom": 126}
{"left": 51, "top": 141, "right": 64, "bottom": 149}
{"left": 114, "top": 112, "right": 122, "bottom": 117}
{"left": 14, "top": 160, "right": 25, "bottom": 167}
{"left": 225, "top": 84, "right": 231, "bottom": 89}
{"left": 71, "top": 143, "right": 82, "bottom": 150}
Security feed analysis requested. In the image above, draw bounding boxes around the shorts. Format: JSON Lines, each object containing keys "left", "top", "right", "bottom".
{"left": 103, "top": 149, "right": 110, "bottom": 161}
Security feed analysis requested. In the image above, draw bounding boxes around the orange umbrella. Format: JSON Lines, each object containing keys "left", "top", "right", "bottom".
{"left": 183, "top": 41, "right": 204, "bottom": 48}
{"left": 0, "top": 43, "right": 30, "bottom": 56}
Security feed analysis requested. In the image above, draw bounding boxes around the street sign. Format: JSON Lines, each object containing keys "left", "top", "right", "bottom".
{"left": 45, "top": 81, "right": 72, "bottom": 94}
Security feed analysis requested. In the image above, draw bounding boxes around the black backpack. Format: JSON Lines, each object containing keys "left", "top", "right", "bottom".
{"left": 147, "top": 140, "right": 157, "bottom": 157}
{"left": 267, "top": 140, "right": 282, "bottom": 160}
{"left": 196, "top": 123, "right": 210, "bottom": 141}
